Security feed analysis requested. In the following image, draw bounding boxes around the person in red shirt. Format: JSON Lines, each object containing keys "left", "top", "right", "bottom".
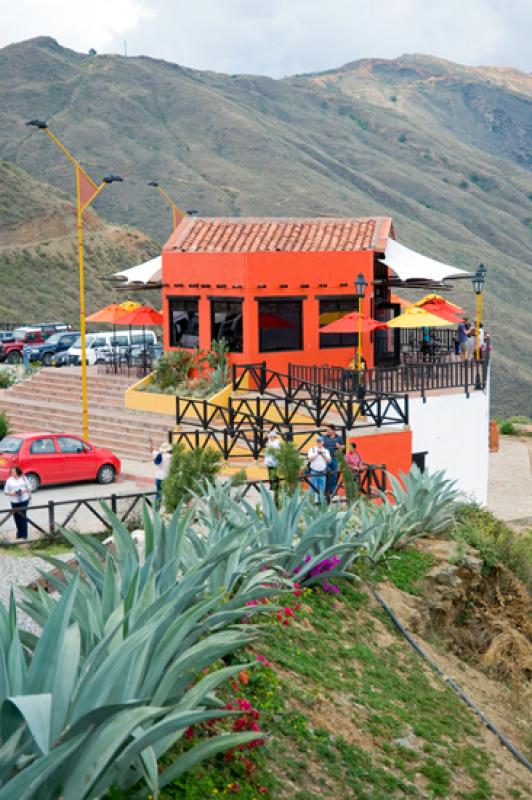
{"left": 345, "top": 442, "right": 363, "bottom": 481}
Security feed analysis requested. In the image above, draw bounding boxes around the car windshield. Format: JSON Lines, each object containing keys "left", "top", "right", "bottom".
{"left": 71, "top": 335, "right": 95, "bottom": 348}
{"left": 0, "top": 436, "right": 23, "bottom": 453}
{"left": 42, "top": 333, "right": 61, "bottom": 345}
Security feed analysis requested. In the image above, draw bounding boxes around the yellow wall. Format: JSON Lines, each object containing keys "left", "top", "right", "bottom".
{"left": 124, "top": 373, "right": 233, "bottom": 417}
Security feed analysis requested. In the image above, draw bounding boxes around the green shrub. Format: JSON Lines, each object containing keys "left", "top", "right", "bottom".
{"left": 163, "top": 443, "right": 222, "bottom": 511}
{"left": 275, "top": 440, "right": 305, "bottom": 496}
{"left": 0, "top": 370, "right": 15, "bottom": 389}
{"left": 499, "top": 420, "right": 517, "bottom": 435}
{"left": 200, "top": 338, "right": 229, "bottom": 392}
{"left": 338, "top": 449, "right": 359, "bottom": 505}
{"left": 451, "top": 504, "right": 532, "bottom": 585}
{"left": 0, "top": 410, "right": 9, "bottom": 439}
{"left": 155, "top": 350, "right": 195, "bottom": 391}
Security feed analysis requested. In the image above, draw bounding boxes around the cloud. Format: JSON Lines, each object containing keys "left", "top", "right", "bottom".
{"left": 1, "top": 0, "right": 531, "bottom": 74}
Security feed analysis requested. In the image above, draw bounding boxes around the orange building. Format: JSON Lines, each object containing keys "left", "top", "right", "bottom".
{"left": 162, "top": 216, "right": 398, "bottom": 372}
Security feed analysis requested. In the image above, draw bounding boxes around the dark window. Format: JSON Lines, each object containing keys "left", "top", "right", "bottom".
{"left": 210, "top": 299, "right": 243, "bottom": 352}
{"left": 258, "top": 300, "right": 302, "bottom": 353}
{"left": 319, "top": 296, "right": 358, "bottom": 349}
{"left": 168, "top": 297, "right": 200, "bottom": 348}
{"left": 57, "top": 436, "right": 85, "bottom": 454}
{"left": 29, "top": 437, "right": 57, "bottom": 454}
{"left": 0, "top": 436, "right": 22, "bottom": 453}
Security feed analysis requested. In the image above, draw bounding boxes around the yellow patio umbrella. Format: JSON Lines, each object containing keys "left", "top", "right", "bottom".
{"left": 386, "top": 305, "right": 456, "bottom": 328}
{"left": 414, "top": 293, "right": 463, "bottom": 311}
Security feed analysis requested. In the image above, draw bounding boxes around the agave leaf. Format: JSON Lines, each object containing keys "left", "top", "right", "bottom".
{"left": 0, "top": 732, "right": 86, "bottom": 800}
{"left": 27, "top": 575, "right": 78, "bottom": 694}
{"left": 49, "top": 623, "right": 80, "bottom": 743}
{"left": 4, "top": 694, "right": 52, "bottom": 754}
{"left": 59, "top": 706, "right": 163, "bottom": 799}
{"left": 156, "top": 731, "right": 261, "bottom": 792}
{"left": 0, "top": 725, "right": 25, "bottom": 782}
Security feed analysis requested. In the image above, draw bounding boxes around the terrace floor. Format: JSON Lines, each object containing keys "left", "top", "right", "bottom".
{"left": 487, "top": 435, "right": 532, "bottom": 526}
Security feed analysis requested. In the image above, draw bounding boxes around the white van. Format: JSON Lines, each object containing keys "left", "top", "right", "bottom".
{"left": 67, "top": 329, "right": 158, "bottom": 365}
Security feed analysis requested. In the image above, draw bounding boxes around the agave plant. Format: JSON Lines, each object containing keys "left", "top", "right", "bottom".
{"left": 0, "top": 579, "right": 260, "bottom": 799}
{"left": 386, "top": 466, "right": 459, "bottom": 535}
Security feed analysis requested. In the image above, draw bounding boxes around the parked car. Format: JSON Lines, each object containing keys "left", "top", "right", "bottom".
{"left": 52, "top": 334, "right": 97, "bottom": 367}
{"left": 0, "top": 432, "right": 121, "bottom": 491}
{"left": 68, "top": 329, "right": 158, "bottom": 365}
{"left": 29, "top": 331, "right": 80, "bottom": 366}
{"left": 0, "top": 328, "right": 45, "bottom": 364}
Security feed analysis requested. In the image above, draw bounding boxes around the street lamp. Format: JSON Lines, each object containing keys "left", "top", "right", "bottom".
{"left": 147, "top": 181, "right": 186, "bottom": 230}
{"left": 354, "top": 272, "right": 368, "bottom": 371}
{"left": 26, "top": 119, "right": 123, "bottom": 439}
{"left": 472, "top": 264, "right": 486, "bottom": 361}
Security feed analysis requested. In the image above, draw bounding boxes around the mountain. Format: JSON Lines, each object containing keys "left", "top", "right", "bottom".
{"left": 0, "top": 37, "right": 530, "bottom": 415}
{"left": 0, "top": 159, "right": 158, "bottom": 322}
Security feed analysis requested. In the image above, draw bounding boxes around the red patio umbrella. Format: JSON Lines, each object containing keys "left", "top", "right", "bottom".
{"left": 114, "top": 305, "right": 163, "bottom": 352}
{"left": 419, "top": 302, "right": 463, "bottom": 323}
{"left": 320, "top": 310, "right": 387, "bottom": 334}
{"left": 116, "top": 306, "right": 164, "bottom": 326}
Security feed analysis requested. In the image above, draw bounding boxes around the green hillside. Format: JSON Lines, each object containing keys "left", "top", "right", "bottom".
{"left": 0, "top": 159, "right": 158, "bottom": 322}
{"left": 0, "top": 37, "right": 530, "bottom": 414}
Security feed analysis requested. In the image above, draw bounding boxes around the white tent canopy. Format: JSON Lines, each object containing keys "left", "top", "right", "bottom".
{"left": 111, "top": 256, "right": 162, "bottom": 285}
{"left": 382, "top": 239, "right": 470, "bottom": 283}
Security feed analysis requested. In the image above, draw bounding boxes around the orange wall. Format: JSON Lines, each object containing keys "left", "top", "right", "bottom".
{"left": 349, "top": 429, "right": 412, "bottom": 489}
{"left": 162, "top": 249, "right": 376, "bottom": 371}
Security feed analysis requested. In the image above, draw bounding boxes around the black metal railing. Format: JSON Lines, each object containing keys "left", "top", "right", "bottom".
{"left": 289, "top": 355, "right": 489, "bottom": 399}
{"left": 169, "top": 425, "right": 347, "bottom": 460}
{"left": 231, "top": 363, "right": 409, "bottom": 427}
{"left": 239, "top": 464, "right": 386, "bottom": 501}
{"left": 0, "top": 491, "right": 156, "bottom": 538}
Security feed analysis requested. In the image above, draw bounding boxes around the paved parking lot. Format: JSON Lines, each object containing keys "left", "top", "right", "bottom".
{"left": 0, "top": 477, "right": 153, "bottom": 541}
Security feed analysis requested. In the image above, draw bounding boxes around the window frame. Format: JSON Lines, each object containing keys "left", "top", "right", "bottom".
{"left": 168, "top": 296, "right": 201, "bottom": 349}
{"left": 318, "top": 295, "right": 359, "bottom": 349}
{"left": 29, "top": 437, "right": 57, "bottom": 455}
{"left": 210, "top": 297, "right": 243, "bottom": 353}
{"left": 258, "top": 298, "right": 303, "bottom": 353}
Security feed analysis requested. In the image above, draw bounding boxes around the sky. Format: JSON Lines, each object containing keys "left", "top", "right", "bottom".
{"left": 1, "top": 0, "right": 531, "bottom": 76}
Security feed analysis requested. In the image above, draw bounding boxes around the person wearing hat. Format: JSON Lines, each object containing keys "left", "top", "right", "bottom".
{"left": 150, "top": 438, "right": 173, "bottom": 509}
{"left": 264, "top": 428, "right": 282, "bottom": 506}
{"left": 307, "top": 435, "right": 331, "bottom": 503}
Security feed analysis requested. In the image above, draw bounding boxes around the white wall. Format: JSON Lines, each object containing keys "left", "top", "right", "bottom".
{"left": 408, "top": 385, "right": 489, "bottom": 505}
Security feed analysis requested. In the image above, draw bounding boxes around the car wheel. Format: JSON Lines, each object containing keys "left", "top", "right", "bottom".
{"left": 97, "top": 464, "right": 116, "bottom": 484}
{"left": 6, "top": 351, "right": 22, "bottom": 364}
{"left": 25, "top": 472, "right": 40, "bottom": 492}
{"left": 42, "top": 352, "right": 53, "bottom": 366}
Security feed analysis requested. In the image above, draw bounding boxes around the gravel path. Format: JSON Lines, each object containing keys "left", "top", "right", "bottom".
{"left": 488, "top": 436, "right": 532, "bottom": 524}
{"left": 0, "top": 551, "right": 73, "bottom": 634}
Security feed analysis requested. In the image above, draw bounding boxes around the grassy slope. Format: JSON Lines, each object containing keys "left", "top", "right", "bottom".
{"left": 146, "top": 577, "right": 530, "bottom": 800}
{"left": 0, "top": 38, "right": 531, "bottom": 413}
{"left": 0, "top": 159, "right": 159, "bottom": 322}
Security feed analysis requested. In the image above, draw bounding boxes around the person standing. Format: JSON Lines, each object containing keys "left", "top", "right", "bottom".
{"left": 4, "top": 466, "right": 31, "bottom": 540}
{"left": 150, "top": 440, "right": 172, "bottom": 509}
{"left": 264, "top": 428, "right": 282, "bottom": 505}
{"left": 307, "top": 435, "right": 331, "bottom": 503}
{"left": 322, "top": 423, "right": 343, "bottom": 500}
{"left": 346, "top": 441, "right": 363, "bottom": 487}
{"left": 457, "top": 317, "right": 470, "bottom": 361}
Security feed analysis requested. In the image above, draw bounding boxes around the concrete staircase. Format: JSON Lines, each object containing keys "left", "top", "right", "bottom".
{"left": 0, "top": 368, "right": 172, "bottom": 459}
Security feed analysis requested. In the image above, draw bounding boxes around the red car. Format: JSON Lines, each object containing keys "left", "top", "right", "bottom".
{"left": 0, "top": 432, "right": 121, "bottom": 492}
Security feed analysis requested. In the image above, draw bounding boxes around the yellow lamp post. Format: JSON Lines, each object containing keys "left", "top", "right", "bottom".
{"left": 147, "top": 181, "right": 187, "bottom": 230}
{"left": 354, "top": 272, "right": 368, "bottom": 371}
{"left": 26, "top": 119, "right": 122, "bottom": 440}
{"left": 472, "top": 264, "right": 486, "bottom": 360}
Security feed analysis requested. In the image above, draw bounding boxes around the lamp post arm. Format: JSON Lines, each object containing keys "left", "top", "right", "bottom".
{"left": 44, "top": 128, "right": 98, "bottom": 191}
{"left": 80, "top": 181, "right": 106, "bottom": 213}
{"left": 157, "top": 186, "right": 186, "bottom": 222}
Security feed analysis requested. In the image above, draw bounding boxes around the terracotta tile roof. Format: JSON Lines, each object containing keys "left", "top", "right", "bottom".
{"left": 169, "top": 216, "right": 393, "bottom": 254}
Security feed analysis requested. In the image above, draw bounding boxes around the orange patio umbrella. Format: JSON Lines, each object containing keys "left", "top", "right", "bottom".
{"left": 414, "top": 293, "right": 464, "bottom": 311}
{"left": 86, "top": 301, "right": 141, "bottom": 323}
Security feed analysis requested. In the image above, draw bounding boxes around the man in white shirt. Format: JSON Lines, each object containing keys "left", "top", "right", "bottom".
{"left": 264, "top": 429, "right": 282, "bottom": 505}
{"left": 150, "top": 440, "right": 173, "bottom": 509}
{"left": 4, "top": 466, "right": 31, "bottom": 539}
{"left": 307, "top": 435, "right": 331, "bottom": 503}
